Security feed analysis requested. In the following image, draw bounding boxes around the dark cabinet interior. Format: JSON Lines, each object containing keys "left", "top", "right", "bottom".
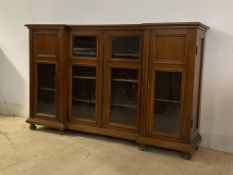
{"left": 72, "top": 66, "right": 96, "bottom": 120}
{"left": 112, "top": 37, "right": 140, "bottom": 59}
{"left": 26, "top": 23, "right": 209, "bottom": 159}
{"left": 110, "top": 68, "right": 139, "bottom": 127}
{"left": 37, "top": 63, "right": 56, "bottom": 116}
{"left": 152, "top": 71, "right": 182, "bottom": 136}
{"left": 72, "top": 36, "right": 97, "bottom": 57}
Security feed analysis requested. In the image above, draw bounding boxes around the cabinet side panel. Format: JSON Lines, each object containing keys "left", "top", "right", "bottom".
{"left": 29, "top": 29, "right": 34, "bottom": 118}
{"left": 181, "top": 29, "right": 196, "bottom": 144}
{"left": 191, "top": 30, "right": 206, "bottom": 140}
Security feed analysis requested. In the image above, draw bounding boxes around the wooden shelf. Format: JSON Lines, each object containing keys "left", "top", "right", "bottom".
{"left": 73, "top": 47, "right": 96, "bottom": 56}
{"left": 73, "top": 76, "right": 96, "bottom": 80}
{"left": 111, "top": 103, "right": 137, "bottom": 108}
{"left": 112, "top": 78, "right": 138, "bottom": 83}
{"left": 73, "top": 98, "right": 96, "bottom": 104}
{"left": 73, "top": 38, "right": 96, "bottom": 44}
{"left": 38, "top": 87, "right": 55, "bottom": 92}
{"left": 73, "top": 47, "right": 96, "bottom": 51}
{"left": 73, "top": 52, "right": 96, "bottom": 56}
{"left": 113, "top": 53, "right": 139, "bottom": 57}
{"left": 154, "top": 98, "right": 180, "bottom": 104}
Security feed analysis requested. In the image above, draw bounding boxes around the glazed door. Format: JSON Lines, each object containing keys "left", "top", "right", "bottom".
{"left": 31, "top": 30, "right": 62, "bottom": 120}
{"left": 146, "top": 29, "right": 188, "bottom": 140}
{"left": 69, "top": 30, "right": 103, "bottom": 127}
{"left": 147, "top": 69, "right": 185, "bottom": 140}
{"left": 103, "top": 30, "right": 143, "bottom": 133}
{"left": 35, "top": 62, "right": 57, "bottom": 117}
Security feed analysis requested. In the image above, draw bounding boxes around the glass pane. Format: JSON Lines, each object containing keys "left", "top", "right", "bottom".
{"left": 72, "top": 66, "right": 96, "bottom": 120}
{"left": 112, "top": 37, "right": 140, "bottom": 60}
{"left": 37, "top": 64, "right": 56, "bottom": 116}
{"left": 110, "top": 69, "right": 138, "bottom": 126}
{"left": 153, "top": 71, "right": 182, "bottom": 136}
{"left": 112, "top": 69, "right": 138, "bottom": 80}
{"left": 73, "top": 36, "right": 96, "bottom": 57}
{"left": 73, "top": 66, "right": 96, "bottom": 77}
{"left": 72, "top": 101, "right": 95, "bottom": 120}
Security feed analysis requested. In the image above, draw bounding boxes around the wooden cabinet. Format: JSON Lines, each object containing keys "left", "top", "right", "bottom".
{"left": 26, "top": 23, "right": 209, "bottom": 159}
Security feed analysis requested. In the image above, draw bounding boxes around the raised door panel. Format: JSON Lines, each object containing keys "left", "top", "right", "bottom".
{"left": 150, "top": 29, "right": 188, "bottom": 64}
{"left": 33, "top": 31, "right": 59, "bottom": 59}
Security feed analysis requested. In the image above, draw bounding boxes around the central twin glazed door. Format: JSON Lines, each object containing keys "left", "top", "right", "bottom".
{"left": 69, "top": 30, "right": 143, "bottom": 134}
{"left": 103, "top": 30, "right": 143, "bottom": 133}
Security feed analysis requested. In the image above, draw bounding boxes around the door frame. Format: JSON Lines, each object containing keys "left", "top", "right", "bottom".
{"left": 102, "top": 30, "right": 144, "bottom": 133}
{"left": 146, "top": 67, "right": 186, "bottom": 142}
{"left": 68, "top": 29, "right": 103, "bottom": 127}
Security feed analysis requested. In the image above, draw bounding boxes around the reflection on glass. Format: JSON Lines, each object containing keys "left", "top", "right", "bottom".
{"left": 110, "top": 69, "right": 138, "bottom": 126}
{"left": 37, "top": 64, "right": 56, "bottom": 116}
{"left": 153, "top": 71, "right": 182, "bottom": 136}
{"left": 73, "top": 36, "right": 96, "bottom": 57}
{"left": 72, "top": 66, "right": 96, "bottom": 120}
{"left": 112, "top": 37, "right": 140, "bottom": 59}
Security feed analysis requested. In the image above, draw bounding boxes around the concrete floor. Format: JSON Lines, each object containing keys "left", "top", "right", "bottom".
{"left": 0, "top": 115, "right": 233, "bottom": 175}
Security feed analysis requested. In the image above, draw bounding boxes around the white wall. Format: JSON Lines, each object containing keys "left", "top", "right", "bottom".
{"left": 0, "top": 0, "right": 233, "bottom": 153}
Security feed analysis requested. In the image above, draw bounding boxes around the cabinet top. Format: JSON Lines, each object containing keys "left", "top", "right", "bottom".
{"left": 25, "top": 22, "right": 209, "bottom": 31}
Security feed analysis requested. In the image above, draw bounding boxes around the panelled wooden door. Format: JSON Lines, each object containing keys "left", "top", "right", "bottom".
{"left": 103, "top": 30, "right": 143, "bottom": 133}
{"left": 146, "top": 29, "right": 190, "bottom": 141}
{"left": 31, "top": 30, "right": 61, "bottom": 120}
{"left": 68, "top": 30, "right": 103, "bottom": 127}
